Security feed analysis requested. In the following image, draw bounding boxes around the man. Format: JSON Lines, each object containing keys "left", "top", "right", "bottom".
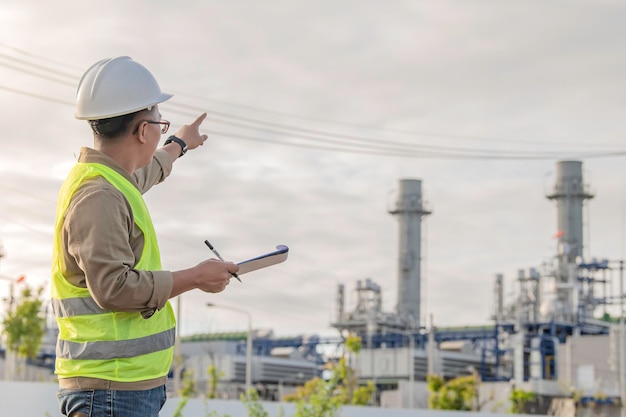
{"left": 51, "top": 56, "right": 239, "bottom": 417}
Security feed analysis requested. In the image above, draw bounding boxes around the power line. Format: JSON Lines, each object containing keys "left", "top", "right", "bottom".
{"left": 0, "top": 46, "right": 625, "bottom": 160}
{"left": 0, "top": 84, "right": 73, "bottom": 106}
{"left": 166, "top": 101, "right": 621, "bottom": 156}
{"left": 6, "top": 42, "right": 611, "bottom": 150}
{"left": 166, "top": 102, "right": 626, "bottom": 160}
{"left": 202, "top": 128, "right": 626, "bottom": 160}
{"left": 171, "top": 89, "right": 524, "bottom": 144}
{"left": 0, "top": 59, "right": 75, "bottom": 87}
{"left": 0, "top": 52, "right": 79, "bottom": 80}
{"left": 170, "top": 89, "right": 619, "bottom": 149}
{"left": 199, "top": 112, "right": 607, "bottom": 157}
{"left": 0, "top": 44, "right": 84, "bottom": 72}
{"left": 2, "top": 80, "right": 624, "bottom": 161}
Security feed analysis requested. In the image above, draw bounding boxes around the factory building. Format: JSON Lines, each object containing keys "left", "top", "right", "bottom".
{"left": 177, "top": 159, "right": 625, "bottom": 413}
{"left": 330, "top": 160, "right": 623, "bottom": 412}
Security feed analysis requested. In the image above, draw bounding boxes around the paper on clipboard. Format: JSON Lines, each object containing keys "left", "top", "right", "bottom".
{"left": 237, "top": 245, "right": 289, "bottom": 275}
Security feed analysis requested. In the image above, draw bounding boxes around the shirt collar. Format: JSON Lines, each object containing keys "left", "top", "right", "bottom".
{"left": 78, "top": 147, "right": 140, "bottom": 190}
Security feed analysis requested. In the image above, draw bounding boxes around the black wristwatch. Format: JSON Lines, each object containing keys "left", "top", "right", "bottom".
{"left": 164, "top": 135, "right": 188, "bottom": 157}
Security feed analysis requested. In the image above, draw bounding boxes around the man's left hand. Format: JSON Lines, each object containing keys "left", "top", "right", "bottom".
{"left": 174, "top": 112, "right": 209, "bottom": 150}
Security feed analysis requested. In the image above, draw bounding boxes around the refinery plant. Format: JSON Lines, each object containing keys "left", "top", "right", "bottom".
{"left": 172, "top": 159, "right": 624, "bottom": 413}
{"left": 2, "top": 159, "right": 623, "bottom": 414}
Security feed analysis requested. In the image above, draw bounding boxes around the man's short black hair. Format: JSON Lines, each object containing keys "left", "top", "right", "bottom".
{"left": 89, "top": 109, "right": 146, "bottom": 139}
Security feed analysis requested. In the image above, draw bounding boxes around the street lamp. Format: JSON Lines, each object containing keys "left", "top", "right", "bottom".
{"left": 206, "top": 303, "right": 253, "bottom": 395}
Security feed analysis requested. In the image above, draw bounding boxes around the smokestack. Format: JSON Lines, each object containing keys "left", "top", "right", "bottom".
{"left": 546, "top": 161, "right": 594, "bottom": 269}
{"left": 494, "top": 273, "right": 504, "bottom": 323}
{"left": 336, "top": 284, "right": 345, "bottom": 322}
{"left": 546, "top": 160, "right": 594, "bottom": 321}
{"left": 388, "top": 179, "right": 431, "bottom": 328}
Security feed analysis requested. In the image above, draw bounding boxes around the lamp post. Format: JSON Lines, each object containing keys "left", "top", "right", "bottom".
{"left": 206, "top": 303, "right": 253, "bottom": 395}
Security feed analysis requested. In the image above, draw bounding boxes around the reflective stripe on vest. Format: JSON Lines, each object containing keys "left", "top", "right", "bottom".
{"left": 51, "top": 162, "right": 175, "bottom": 382}
{"left": 57, "top": 328, "right": 176, "bottom": 360}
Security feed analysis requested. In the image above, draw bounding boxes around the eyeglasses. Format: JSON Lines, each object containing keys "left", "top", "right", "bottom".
{"left": 145, "top": 120, "right": 170, "bottom": 134}
{"left": 132, "top": 119, "right": 170, "bottom": 135}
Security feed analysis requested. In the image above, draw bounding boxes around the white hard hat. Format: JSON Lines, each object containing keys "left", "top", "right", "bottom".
{"left": 75, "top": 56, "right": 173, "bottom": 120}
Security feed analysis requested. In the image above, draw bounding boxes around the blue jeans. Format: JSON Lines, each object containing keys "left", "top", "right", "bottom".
{"left": 57, "top": 385, "right": 167, "bottom": 417}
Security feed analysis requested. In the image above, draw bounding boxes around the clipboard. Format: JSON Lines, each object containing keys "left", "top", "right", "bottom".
{"left": 237, "top": 245, "right": 289, "bottom": 275}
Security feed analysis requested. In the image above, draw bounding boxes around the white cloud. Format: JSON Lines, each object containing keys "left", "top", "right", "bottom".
{"left": 1, "top": 0, "right": 626, "bottom": 336}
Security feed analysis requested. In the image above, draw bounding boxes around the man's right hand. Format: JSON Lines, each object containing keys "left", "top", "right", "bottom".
{"left": 194, "top": 259, "right": 239, "bottom": 293}
{"left": 170, "top": 259, "right": 239, "bottom": 298}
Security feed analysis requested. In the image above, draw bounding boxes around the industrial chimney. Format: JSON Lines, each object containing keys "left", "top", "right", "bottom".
{"left": 388, "top": 179, "right": 431, "bottom": 328}
{"left": 546, "top": 161, "right": 594, "bottom": 264}
{"left": 546, "top": 160, "right": 594, "bottom": 321}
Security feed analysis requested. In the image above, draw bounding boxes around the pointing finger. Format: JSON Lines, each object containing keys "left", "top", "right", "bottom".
{"left": 191, "top": 112, "right": 208, "bottom": 128}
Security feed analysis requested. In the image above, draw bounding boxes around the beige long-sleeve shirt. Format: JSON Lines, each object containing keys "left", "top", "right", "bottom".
{"left": 60, "top": 147, "right": 174, "bottom": 319}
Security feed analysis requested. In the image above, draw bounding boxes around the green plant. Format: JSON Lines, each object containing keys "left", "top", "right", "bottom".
{"left": 241, "top": 388, "right": 270, "bottom": 417}
{"left": 509, "top": 387, "right": 535, "bottom": 414}
{"left": 427, "top": 374, "right": 477, "bottom": 411}
{"left": 284, "top": 333, "right": 374, "bottom": 416}
{"left": 344, "top": 333, "right": 362, "bottom": 354}
{"left": 1, "top": 285, "right": 45, "bottom": 359}
{"left": 172, "top": 395, "right": 189, "bottom": 417}
{"left": 207, "top": 364, "right": 224, "bottom": 399}
{"left": 331, "top": 356, "right": 375, "bottom": 406}
{"left": 172, "top": 370, "right": 197, "bottom": 417}
{"left": 292, "top": 375, "right": 342, "bottom": 417}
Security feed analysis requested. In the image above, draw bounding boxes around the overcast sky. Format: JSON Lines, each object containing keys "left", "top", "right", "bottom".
{"left": 1, "top": 0, "right": 625, "bottom": 337}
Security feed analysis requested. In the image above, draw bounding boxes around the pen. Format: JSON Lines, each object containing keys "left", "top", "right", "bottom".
{"left": 204, "top": 240, "right": 242, "bottom": 283}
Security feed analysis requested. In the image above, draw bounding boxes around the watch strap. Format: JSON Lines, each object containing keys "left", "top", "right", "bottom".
{"left": 164, "top": 135, "right": 188, "bottom": 157}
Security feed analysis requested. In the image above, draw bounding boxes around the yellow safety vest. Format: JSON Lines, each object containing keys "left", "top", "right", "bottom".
{"left": 51, "top": 162, "right": 175, "bottom": 382}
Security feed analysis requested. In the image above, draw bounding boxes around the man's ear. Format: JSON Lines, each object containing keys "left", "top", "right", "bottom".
{"left": 136, "top": 122, "right": 148, "bottom": 144}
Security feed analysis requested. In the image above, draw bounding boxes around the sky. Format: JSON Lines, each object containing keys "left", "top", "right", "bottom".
{"left": 0, "top": 0, "right": 625, "bottom": 338}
